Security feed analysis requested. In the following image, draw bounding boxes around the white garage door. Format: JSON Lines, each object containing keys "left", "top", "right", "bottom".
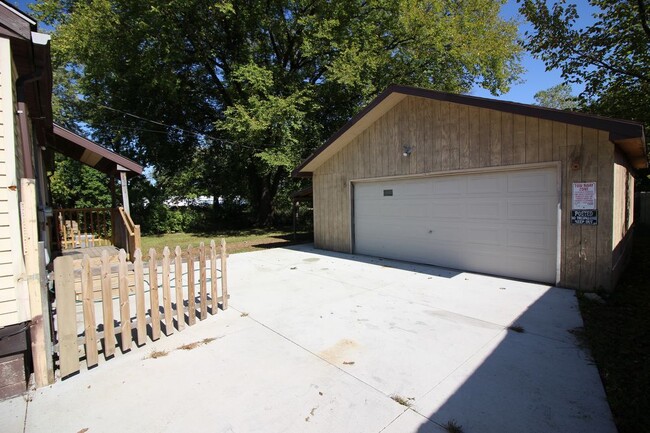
{"left": 353, "top": 167, "right": 558, "bottom": 283}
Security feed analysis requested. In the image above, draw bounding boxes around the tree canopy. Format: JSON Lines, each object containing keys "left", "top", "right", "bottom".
{"left": 520, "top": 0, "right": 650, "bottom": 129}
{"left": 35, "top": 0, "right": 522, "bottom": 225}
{"left": 533, "top": 83, "right": 579, "bottom": 110}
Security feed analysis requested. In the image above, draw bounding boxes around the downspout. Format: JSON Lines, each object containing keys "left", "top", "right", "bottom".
{"left": 15, "top": 69, "right": 44, "bottom": 179}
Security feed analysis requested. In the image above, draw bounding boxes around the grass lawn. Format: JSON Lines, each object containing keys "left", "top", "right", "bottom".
{"left": 578, "top": 225, "right": 650, "bottom": 433}
{"left": 141, "top": 228, "right": 313, "bottom": 256}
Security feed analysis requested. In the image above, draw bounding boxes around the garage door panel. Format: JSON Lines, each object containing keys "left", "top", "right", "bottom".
{"left": 431, "top": 203, "right": 464, "bottom": 218}
{"left": 507, "top": 200, "right": 552, "bottom": 220}
{"left": 507, "top": 228, "right": 553, "bottom": 250}
{"left": 433, "top": 178, "right": 464, "bottom": 195}
{"left": 467, "top": 175, "right": 504, "bottom": 194}
{"left": 465, "top": 228, "right": 503, "bottom": 247}
{"left": 354, "top": 167, "right": 558, "bottom": 283}
{"left": 507, "top": 171, "right": 555, "bottom": 193}
{"left": 467, "top": 202, "right": 502, "bottom": 219}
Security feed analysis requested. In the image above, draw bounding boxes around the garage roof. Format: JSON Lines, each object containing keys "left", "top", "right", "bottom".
{"left": 293, "top": 85, "right": 647, "bottom": 177}
{"left": 51, "top": 124, "right": 143, "bottom": 177}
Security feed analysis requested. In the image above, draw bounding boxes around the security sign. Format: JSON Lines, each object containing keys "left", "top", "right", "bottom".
{"left": 571, "top": 209, "right": 598, "bottom": 225}
{"left": 572, "top": 182, "right": 597, "bottom": 225}
{"left": 572, "top": 182, "right": 597, "bottom": 210}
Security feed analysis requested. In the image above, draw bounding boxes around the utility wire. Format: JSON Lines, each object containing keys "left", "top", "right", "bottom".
{"left": 91, "top": 102, "right": 263, "bottom": 151}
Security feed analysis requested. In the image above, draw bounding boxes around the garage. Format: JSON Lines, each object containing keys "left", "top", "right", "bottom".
{"left": 353, "top": 167, "right": 558, "bottom": 282}
{"left": 293, "top": 85, "right": 647, "bottom": 290}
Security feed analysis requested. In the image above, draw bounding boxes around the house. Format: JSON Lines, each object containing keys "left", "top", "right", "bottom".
{"left": 0, "top": 1, "right": 142, "bottom": 398}
{"left": 294, "top": 85, "right": 647, "bottom": 291}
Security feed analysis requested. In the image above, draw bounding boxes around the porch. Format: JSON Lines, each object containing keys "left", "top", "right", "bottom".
{"left": 54, "top": 206, "right": 141, "bottom": 261}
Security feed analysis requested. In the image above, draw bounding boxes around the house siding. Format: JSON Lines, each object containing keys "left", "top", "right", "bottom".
{"left": 0, "top": 38, "right": 29, "bottom": 327}
{"left": 313, "top": 95, "right": 621, "bottom": 290}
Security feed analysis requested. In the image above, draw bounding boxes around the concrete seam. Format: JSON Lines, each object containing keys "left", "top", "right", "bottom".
{"left": 416, "top": 329, "right": 505, "bottom": 402}
{"left": 22, "top": 393, "right": 30, "bottom": 433}
{"left": 229, "top": 305, "right": 406, "bottom": 407}
{"left": 377, "top": 407, "right": 410, "bottom": 432}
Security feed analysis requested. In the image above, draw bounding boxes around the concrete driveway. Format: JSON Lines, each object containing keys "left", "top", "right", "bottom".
{"left": 2, "top": 245, "right": 615, "bottom": 433}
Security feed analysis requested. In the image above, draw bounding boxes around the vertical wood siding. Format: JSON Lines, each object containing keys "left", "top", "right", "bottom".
{"left": 611, "top": 148, "right": 635, "bottom": 286}
{"left": 313, "top": 95, "right": 626, "bottom": 290}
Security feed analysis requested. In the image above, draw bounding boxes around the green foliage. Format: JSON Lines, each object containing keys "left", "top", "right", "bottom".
{"left": 520, "top": 0, "right": 650, "bottom": 130}
{"left": 533, "top": 83, "right": 579, "bottom": 110}
{"left": 34, "top": 0, "right": 522, "bottom": 225}
{"left": 49, "top": 154, "right": 111, "bottom": 208}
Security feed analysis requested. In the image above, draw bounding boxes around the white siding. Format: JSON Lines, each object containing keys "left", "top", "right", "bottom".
{"left": 0, "top": 37, "right": 29, "bottom": 327}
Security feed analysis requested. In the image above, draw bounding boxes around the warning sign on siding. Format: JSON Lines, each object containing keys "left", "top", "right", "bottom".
{"left": 572, "top": 182, "right": 597, "bottom": 210}
{"left": 572, "top": 182, "right": 597, "bottom": 225}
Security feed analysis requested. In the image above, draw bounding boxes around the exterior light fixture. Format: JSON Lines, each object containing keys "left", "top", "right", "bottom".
{"left": 402, "top": 145, "right": 413, "bottom": 157}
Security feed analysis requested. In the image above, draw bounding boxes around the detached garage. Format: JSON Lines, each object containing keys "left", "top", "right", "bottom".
{"left": 293, "top": 85, "right": 647, "bottom": 291}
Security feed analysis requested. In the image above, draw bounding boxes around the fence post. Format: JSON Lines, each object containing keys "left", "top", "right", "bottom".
{"left": 221, "top": 238, "right": 228, "bottom": 310}
{"left": 187, "top": 245, "right": 196, "bottom": 326}
{"left": 20, "top": 179, "right": 53, "bottom": 386}
{"left": 54, "top": 256, "right": 79, "bottom": 378}
{"left": 134, "top": 249, "right": 146, "bottom": 346}
{"left": 101, "top": 250, "right": 116, "bottom": 358}
{"left": 37, "top": 242, "right": 55, "bottom": 383}
{"left": 199, "top": 243, "right": 207, "bottom": 320}
{"left": 174, "top": 246, "right": 185, "bottom": 331}
{"left": 81, "top": 256, "right": 98, "bottom": 368}
{"left": 210, "top": 240, "right": 217, "bottom": 314}
{"left": 118, "top": 249, "right": 131, "bottom": 352}
{"left": 162, "top": 247, "right": 174, "bottom": 334}
{"left": 148, "top": 249, "right": 161, "bottom": 340}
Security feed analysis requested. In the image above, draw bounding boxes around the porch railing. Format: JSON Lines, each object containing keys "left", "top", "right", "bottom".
{"left": 113, "top": 207, "right": 141, "bottom": 260}
{"left": 54, "top": 208, "right": 113, "bottom": 250}
{"left": 54, "top": 207, "right": 141, "bottom": 259}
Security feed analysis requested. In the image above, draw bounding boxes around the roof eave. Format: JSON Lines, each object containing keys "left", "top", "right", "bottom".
{"left": 51, "top": 124, "right": 144, "bottom": 176}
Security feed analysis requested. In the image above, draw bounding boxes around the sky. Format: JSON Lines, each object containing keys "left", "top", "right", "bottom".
{"left": 11, "top": 0, "right": 596, "bottom": 105}
{"left": 470, "top": 0, "right": 596, "bottom": 104}
{"left": 470, "top": 0, "right": 568, "bottom": 104}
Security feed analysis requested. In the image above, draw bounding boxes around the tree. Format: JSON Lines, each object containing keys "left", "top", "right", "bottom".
{"left": 34, "top": 0, "right": 522, "bottom": 225}
{"left": 520, "top": 0, "right": 650, "bottom": 127}
{"left": 49, "top": 154, "right": 112, "bottom": 208}
{"left": 533, "top": 83, "right": 579, "bottom": 110}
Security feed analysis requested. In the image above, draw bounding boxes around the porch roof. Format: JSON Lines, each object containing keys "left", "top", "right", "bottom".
{"left": 51, "top": 124, "right": 144, "bottom": 177}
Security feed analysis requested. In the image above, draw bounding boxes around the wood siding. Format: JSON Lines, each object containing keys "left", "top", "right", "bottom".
{"left": 313, "top": 95, "right": 622, "bottom": 290}
{"left": 611, "top": 148, "right": 635, "bottom": 287}
{"left": 0, "top": 38, "right": 29, "bottom": 326}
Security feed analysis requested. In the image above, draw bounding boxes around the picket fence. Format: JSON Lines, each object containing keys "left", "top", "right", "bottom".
{"left": 53, "top": 239, "right": 228, "bottom": 378}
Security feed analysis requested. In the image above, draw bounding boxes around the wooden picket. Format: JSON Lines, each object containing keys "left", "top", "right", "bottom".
{"left": 53, "top": 240, "right": 229, "bottom": 376}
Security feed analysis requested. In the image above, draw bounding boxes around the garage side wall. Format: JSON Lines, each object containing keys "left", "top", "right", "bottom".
{"left": 313, "top": 95, "right": 617, "bottom": 290}
{"left": 611, "top": 148, "right": 635, "bottom": 288}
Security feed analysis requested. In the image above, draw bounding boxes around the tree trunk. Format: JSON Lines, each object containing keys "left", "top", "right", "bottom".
{"left": 248, "top": 166, "right": 284, "bottom": 226}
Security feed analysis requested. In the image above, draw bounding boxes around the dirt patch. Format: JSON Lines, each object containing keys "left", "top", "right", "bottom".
{"left": 227, "top": 234, "right": 312, "bottom": 254}
{"left": 149, "top": 349, "right": 168, "bottom": 359}
{"left": 319, "top": 339, "right": 358, "bottom": 364}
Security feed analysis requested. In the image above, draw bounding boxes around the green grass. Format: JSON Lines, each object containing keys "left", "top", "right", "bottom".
{"left": 578, "top": 225, "right": 650, "bottom": 433}
{"left": 141, "top": 228, "right": 312, "bottom": 256}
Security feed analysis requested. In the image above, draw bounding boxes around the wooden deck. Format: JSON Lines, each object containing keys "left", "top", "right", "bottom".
{"left": 61, "top": 245, "right": 120, "bottom": 261}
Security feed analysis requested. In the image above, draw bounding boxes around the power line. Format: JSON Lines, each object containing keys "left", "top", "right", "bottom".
{"left": 90, "top": 102, "right": 261, "bottom": 150}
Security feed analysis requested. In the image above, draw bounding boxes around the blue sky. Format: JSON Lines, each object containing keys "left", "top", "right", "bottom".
{"left": 12, "top": 0, "right": 595, "bottom": 105}
{"left": 469, "top": 0, "right": 567, "bottom": 103}
{"left": 470, "top": 0, "right": 595, "bottom": 104}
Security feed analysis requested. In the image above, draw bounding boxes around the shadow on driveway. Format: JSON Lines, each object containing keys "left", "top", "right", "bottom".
{"left": 411, "top": 289, "right": 616, "bottom": 433}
